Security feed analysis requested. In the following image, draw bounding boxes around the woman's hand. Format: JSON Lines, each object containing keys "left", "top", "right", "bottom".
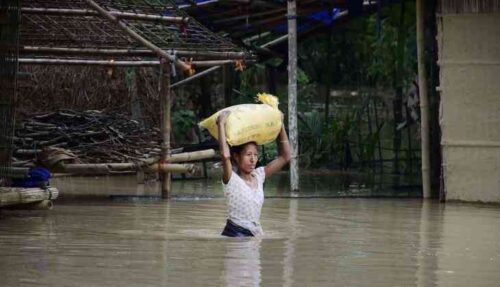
{"left": 216, "top": 110, "right": 230, "bottom": 125}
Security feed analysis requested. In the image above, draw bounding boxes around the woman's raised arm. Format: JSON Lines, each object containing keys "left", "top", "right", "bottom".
{"left": 264, "top": 125, "right": 292, "bottom": 177}
{"left": 217, "top": 111, "right": 233, "bottom": 184}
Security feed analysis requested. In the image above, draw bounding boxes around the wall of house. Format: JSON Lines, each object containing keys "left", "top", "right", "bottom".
{"left": 438, "top": 13, "right": 500, "bottom": 202}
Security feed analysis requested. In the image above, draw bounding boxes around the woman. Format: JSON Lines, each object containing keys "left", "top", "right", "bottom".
{"left": 216, "top": 110, "right": 291, "bottom": 237}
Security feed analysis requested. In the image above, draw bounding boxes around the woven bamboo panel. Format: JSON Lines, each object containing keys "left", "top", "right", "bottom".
{"left": 439, "top": 0, "right": 500, "bottom": 14}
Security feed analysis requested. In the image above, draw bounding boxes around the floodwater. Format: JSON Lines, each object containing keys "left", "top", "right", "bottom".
{"left": 1, "top": 173, "right": 500, "bottom": 287}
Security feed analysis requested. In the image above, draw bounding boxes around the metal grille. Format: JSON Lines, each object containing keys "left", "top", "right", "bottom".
{"left": 0, "top": 0, "right": 19, "bottom": 185}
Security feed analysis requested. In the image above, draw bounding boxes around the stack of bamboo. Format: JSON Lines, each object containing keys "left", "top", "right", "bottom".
{"left": 13, "top": 110, "right": 161, "bottom": 166}
{"left": 9, "top": 110, "right": 219, "bottom": 176}
{"left": 0, "top": 186, "right": 59, "bottom": 210}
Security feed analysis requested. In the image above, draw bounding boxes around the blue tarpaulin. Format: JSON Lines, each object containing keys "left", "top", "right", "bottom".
{"left": 12, "top": 167, "right": 51, "bottom": 188}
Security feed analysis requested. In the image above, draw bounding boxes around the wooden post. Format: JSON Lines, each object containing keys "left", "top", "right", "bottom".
{"left": 416, "top": 0, "right": 431, "bottom": 198}
{"left": 159, "top": 58, "right": 172, "bottom": 198}
{"left": 287, "top": 0, "right": 299, "bottom": 192}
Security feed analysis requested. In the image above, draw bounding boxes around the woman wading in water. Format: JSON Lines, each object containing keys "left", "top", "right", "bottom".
{"left": 216, "top": 111, "right": 291, "bottom": 237}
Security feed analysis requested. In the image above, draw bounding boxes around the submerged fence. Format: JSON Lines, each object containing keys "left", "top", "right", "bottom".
{"left": 0, "top": 0, "right": 19, "bottom": 185}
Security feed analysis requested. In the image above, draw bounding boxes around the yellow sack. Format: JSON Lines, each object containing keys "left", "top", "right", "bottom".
{"left": 199, "top": 93, "right": 282, "bottom": 146}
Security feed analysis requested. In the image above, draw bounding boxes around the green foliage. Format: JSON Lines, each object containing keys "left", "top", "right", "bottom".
{"left": 365, "top": 5, "right": 417, "bottom": 89}
{"left": 172, "top": 109, "right": 196, "bottom": 142}
{"left": 298, "top": 110, "right": 332, "bottom": 167}
{"left": 293, "top": 2, "right": 418, "bottom": 169}
{"left": 298, "top": 2, "right": 416, "bottom": 89}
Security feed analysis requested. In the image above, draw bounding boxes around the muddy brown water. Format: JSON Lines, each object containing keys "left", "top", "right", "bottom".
{"left": 1, "top": 173, "right": 500, "bottom": 286}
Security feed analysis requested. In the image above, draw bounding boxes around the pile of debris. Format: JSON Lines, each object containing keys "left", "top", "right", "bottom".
{"left": 12, "top": 110, "right": 162, "bottom": 167}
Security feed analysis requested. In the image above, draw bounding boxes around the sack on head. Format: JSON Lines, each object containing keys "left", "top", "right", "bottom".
{"left": 199, "top": 93, "right": 282, "bottom": 146}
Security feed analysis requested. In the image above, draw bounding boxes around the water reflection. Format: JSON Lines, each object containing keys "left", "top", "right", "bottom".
{"left": 2, "top": 176, "right": 500, "bottom": 287}
{"left": 224, "top": 239, "right": 262, "bottom": 287}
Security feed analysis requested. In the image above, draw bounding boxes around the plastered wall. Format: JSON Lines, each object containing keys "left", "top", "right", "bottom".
{"left": 438, "top": 14, "right": 500, "bottom": 203}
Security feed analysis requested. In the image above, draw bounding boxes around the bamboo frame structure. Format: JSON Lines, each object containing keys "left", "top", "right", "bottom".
{"left": 19, "top": 1, "right": 252, "bottom": 66}
{"left": 21, "top": 46, "right": 246, "bottom": 60}
{"left": 417, "top": 0, "right": 431, "bottom": 198}
{"left": 21, "top": 7, "right": 189, "bottom": 23}
{"left": 83, "top": 0, "right": 191, "bottom": 72}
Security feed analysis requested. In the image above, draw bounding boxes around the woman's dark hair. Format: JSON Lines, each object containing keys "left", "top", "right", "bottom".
{"left": 230, "top": 141, "right": 257, "bottom": 156}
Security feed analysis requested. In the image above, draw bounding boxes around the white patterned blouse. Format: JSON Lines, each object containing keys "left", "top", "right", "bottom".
{"left": 223, "top": 167, "right": 266, "bottom": 236}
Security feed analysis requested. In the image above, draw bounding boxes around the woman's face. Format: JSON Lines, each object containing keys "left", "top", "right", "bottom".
{"left": 235, "top": 143, "right": 258, "bottom": 174}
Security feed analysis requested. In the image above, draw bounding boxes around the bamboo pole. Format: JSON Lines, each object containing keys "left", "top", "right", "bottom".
{"left": 243, "top": 31, "right": 272, "bottom": 44}
{"left": 18, "top": 58, "right": 243, "bottom": 67}
{"left": 192, "top": 60, "right": 234, "bottom": 67}
{"left": 18, "top": 58, "right": 160, "bottom": 66}
{"left": 170, "top": 66, "right": 220, "bottom": 89}
{"left": 417, "top": 0, "right": 431, "bottom": 198}
{"left": 137, "top": 149, "right": 217, "bottom": 167}
{"left": 83, "top": 0, "right": 191, "bottom": 72}
{"left": 21, "top": 7, "right": 189, "bottom": 23}
{"left": 0, "top": 187, "right": 59, "bottom": 207}
{"left": 168, "top": 149, "right": 216, "bottom": 163}
{"left": 159, "top": 58, "right": 172, "bottom": 198}
{"left": 288, "top": 0, "right": 299, "bottom": 192}
{"left": 173, "top": 50, "right": 246, "bottom": 59}
{"left": 60, "top": 160, "right": 202, "bottom": 175}
{"left": 61, "top": 163, "right": 136, "bottom": 174}
{"left": 146, "top": 163, "right": 195, "bottom": 174}
{"left": 21, "top": 46, "right": 247, "bottom": 59}
{"left": 177, "top": 0, "right": 218, "bottom": 9}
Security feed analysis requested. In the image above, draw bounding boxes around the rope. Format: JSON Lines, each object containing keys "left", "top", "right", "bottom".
{"left": 183, "top": 57, "right": 195, "bottom": 76}
{"left": 234, "top": 59, "right": 245, "bottom": 71}
{"left": 169, "top": 49, "right": 177, "bottom": 77}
